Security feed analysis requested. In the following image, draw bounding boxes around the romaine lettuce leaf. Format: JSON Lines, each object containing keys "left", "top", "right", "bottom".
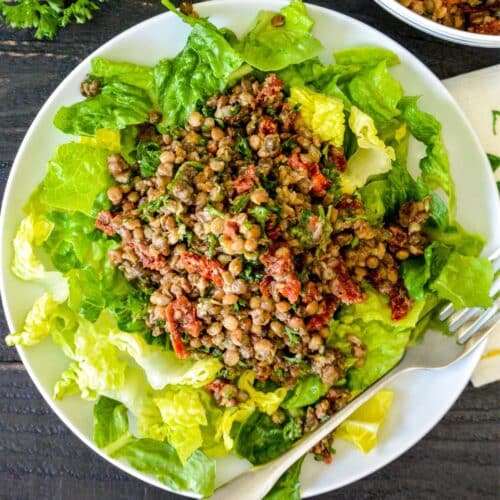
{"left": 236, "top": 0, "right": 322, "bottom": 71}
{"left": 427, "top": 222, "right": 485, "bottom": 257}
{"left": 38, "top": 142, "right": 111, "bottom": 215}
{"left": 264, "top": 456, "right": 304, "bottom": 500}
{"left": 80, "top": 128, "right": 121, "bottom": 152}
{"left": 238, "top": 370, "right": 287, "bottom": 415}
{"left": 54, "top": 81, "right": 152, "bottom": 136}
{"left": 156, "top": 1, "right": 243, "bottom": 130}
{"left": 93, "top": 396, "right": 216, "bottom": 496}
{"left": 347, "top": 61, "right": 403, "bottom": 133}
{"left": 288, "top": 86, "right": 345, "bottom": 147}
{"left": 114, "top": 438, "right": 216, "bottom": 497}
{"left": 340, "top": 288, "right": 425, "bottom": 329}
{"left": 281, "top": 375, "right": 329, "bottom": 409}
{"left": 235, "top": 411, "right": 300, "bottom": 465}
{"left": 399, "top": 96, "right": 455, "bottom": 214}
{"left": 341, "top": 106, "right": 395, "bottom": 193}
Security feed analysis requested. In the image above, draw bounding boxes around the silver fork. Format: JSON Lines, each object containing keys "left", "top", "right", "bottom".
{"left": 211, "top": 271, "right": 500, "bottom": 500}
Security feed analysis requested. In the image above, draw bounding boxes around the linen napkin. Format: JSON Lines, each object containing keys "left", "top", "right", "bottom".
{"left": 443, "top": 65, "right": 500, "bottom": 387}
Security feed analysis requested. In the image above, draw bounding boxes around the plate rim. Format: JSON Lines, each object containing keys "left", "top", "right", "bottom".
{"left": 0, "top": 1, "right": 495, "bottom": 497}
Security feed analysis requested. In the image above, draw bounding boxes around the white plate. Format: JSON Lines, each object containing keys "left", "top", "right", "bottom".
{"left": 374, "top": 0, "right": 500, "bottom": 48}
{"left": 1, "top": 1, "right": 499, "bottom": 497}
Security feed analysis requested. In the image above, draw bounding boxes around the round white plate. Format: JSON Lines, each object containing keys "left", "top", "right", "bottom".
{"left": 374, "top": 0, "right": 500, "bottom": 48}
{"left": 1, "top": 1, "right": 499, "bottom": 497}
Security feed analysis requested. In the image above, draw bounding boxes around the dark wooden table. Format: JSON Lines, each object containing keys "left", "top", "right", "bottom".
{"left": 1, "top": 1, "right": 499, "bottom": 499}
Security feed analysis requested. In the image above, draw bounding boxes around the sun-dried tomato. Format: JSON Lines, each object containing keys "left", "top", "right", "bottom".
{"left": 126, "top": 241, "right": 167, "bottom": 271}
{"left": 389, "top": 280, "right": 412, "bottom": 321}
{"left": 258, "top": 116, "right": 278, "bottom": 135}
{"left": 259, "top": 275, "right": 273, "bottom": 298}
{"left": 302, "top": 282, "right": 322, "bottom": 303}
{"left": 95, "top": 211, "right": 116, "bottom": 236}
{"left": 260, "top": 248, "right": 294, "bottom": 277}
{"left": 287, "top": 153, "right": 331, "bottom": 195}
{"left": 256, "top": 74, "right": 284, "bottom": 104}
{"left": 306, "top": 297, "right": 339, "bottom": 331}
{"left": 277, "top": 276, "right": 301, "bottom": 303}
{"left": 165, "top": 296, "right": 201, "bottom": 359}
{"left": 180, "top": 252, "right": 225, "bottom": 287}
{"left": 233, "top": 164, "right": 258, "bottom": 194}
{"left": 223, "top": 220, "right": 239, "bottom": 239}
{"left": 332, "top": 259, "right": 364, "bottom": 304}
{"left": 327, "top": 145, "right": 347, "bottom": 173}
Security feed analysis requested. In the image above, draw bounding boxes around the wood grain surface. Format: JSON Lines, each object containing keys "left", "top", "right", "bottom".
{"left": 0, "top": 1, "right": 499, "bottom": 499}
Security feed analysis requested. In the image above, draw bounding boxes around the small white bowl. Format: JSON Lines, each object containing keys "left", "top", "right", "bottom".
{"left": 374, "top": 0, "right": 500, "bottom": 48}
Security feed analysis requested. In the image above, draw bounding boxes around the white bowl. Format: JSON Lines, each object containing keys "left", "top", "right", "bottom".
{"left": 1, "top": 0, "right": 499, "bottom": 497}
{"left": 374, "top": 0, "right": 500, "bottom": 48}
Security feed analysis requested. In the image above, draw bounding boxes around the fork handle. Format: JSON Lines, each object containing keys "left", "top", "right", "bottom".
{"left": 210, "top": 362, "right": 408, "bottom": 500}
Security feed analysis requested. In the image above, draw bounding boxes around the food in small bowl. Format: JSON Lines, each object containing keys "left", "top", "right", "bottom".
{"left": 3, "top": 0, "right": 496, "bottom": 497}
{"left": 398, "top": 0, "right": 499, "bottom": 34}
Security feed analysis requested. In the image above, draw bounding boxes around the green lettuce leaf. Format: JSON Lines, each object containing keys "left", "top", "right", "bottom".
{"left": 216, "top": 402, "right": 255, "bottom": 451}
{"left": 430, "top": 252, "right": 493, "bottom": 309}
{"left": 399, "top": 96, "right": 455, "bottom": 214}
{"left": 264, "top": 456, "right": 304, "bottom": 500}
{"left": 113, "top": 439, "right": 216, "bottom": 497}
{"left": 38, "top": 142, "right": 111, "bottom": 215}
{"left": 329, "top": 320, "right": 410, "bottom": 391}
{"left": 347, "top": 61, "right": 403, "bottom": 133}
{"left": 90, "top": 57, "right": 155, "bottom": 100}
{"left": 427, "top": 222, "right": 485, "bottom": 257}
{"left": 334, "top": 47, "right": 400, "bottom": 67}
{"left": 281, "top": 375, "right": 329, "bottom": 409}
{"left": 340, "top": 288, "right": 425, "bottom": 329}
{"left": 235, "top": 411, "right": 301, "bottom": 465}
{"left": 54, "top": 81, "right": 152, "bottom": 136}
{"left": 93, "top": 395, "right": 216, "bottom": 496}
{"left": 156, "top": 1, "right": 243, "bottom": 130}
{"left": 236, "top": 0, "right": 322, "bottom": 71}
{"left": 93, "top": 396, "right": 132, "bottom": 452}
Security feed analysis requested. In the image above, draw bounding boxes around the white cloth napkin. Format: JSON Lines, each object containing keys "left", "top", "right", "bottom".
{"left": 443, "top": 65, "right": 500, "bottom": 387}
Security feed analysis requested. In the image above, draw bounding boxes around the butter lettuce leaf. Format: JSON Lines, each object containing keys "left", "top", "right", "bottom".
{"left": 336, "top": 390, "right": 393, "bottom": 453}
{"left": 156, "top": 1, "right": 243, "bottom": 130}
{"left": 54, "top": 81, "right": 152, "bottom": 136}
{"left": 153, "top": 387, "right": 207, "bottom": 464}
{"left": 430, "top": 253, "right": 493, "bottom": 309}
{"left": 236, "top": 0, "right": 322, "bottom": 71}
{"left": 38, "top": 142, "right": 111, "bottom": 215}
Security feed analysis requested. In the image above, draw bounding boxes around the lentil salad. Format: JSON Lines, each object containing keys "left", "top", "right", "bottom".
{"left": 6, "top": 0, "right": 495, "bottom": 497}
